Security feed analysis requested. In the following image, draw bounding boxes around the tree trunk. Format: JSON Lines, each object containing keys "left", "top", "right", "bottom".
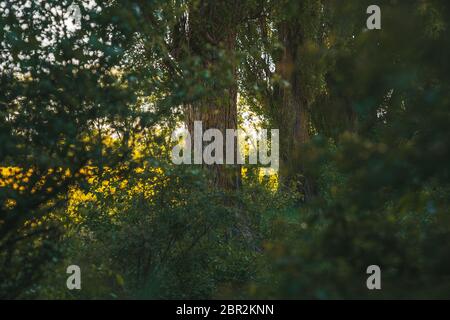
{"left": 184, "top": 2, "right": 241, "bottom": 190}
{"left": 275, "top": 21, "right": 316, "bottom": 201}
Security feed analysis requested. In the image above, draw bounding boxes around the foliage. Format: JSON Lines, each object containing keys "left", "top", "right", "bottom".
{"left": 1, "top": 0, "right": 450, "bottom": 300}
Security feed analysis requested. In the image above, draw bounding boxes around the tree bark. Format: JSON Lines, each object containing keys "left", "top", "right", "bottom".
{"left": 275, "top": 21, "right": 316, "bottom": 201}
{"left": 184, "top": 2, "right": 241, "bottom": 190}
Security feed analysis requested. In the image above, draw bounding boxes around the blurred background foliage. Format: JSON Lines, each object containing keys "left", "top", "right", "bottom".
{"left": 1, "top": 0, "right": 450, "bottom": 299}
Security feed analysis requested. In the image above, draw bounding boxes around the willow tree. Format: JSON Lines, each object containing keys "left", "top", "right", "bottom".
{"left": 240, "top": 0, "right": 326, "bottom": 200}
{"left": 183, "top": 1, "right": 241, "bottom": 190}
{"left": 155, "top": 0, "right": 262, "bottom": 190}
{"left": 272, "top": 0, "right": 326, "bottom": 200}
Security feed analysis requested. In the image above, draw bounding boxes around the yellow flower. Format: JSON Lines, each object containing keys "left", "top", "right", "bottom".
{"left": 4, "top": 198, "right": 17, "bottom": 209}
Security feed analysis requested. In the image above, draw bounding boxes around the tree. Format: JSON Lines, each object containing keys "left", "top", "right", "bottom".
{"left": 240, "top": 0, "right": 326, "bottom": 199}
{"left": 0, "top": 0, "right": 170, "bottom": 298}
